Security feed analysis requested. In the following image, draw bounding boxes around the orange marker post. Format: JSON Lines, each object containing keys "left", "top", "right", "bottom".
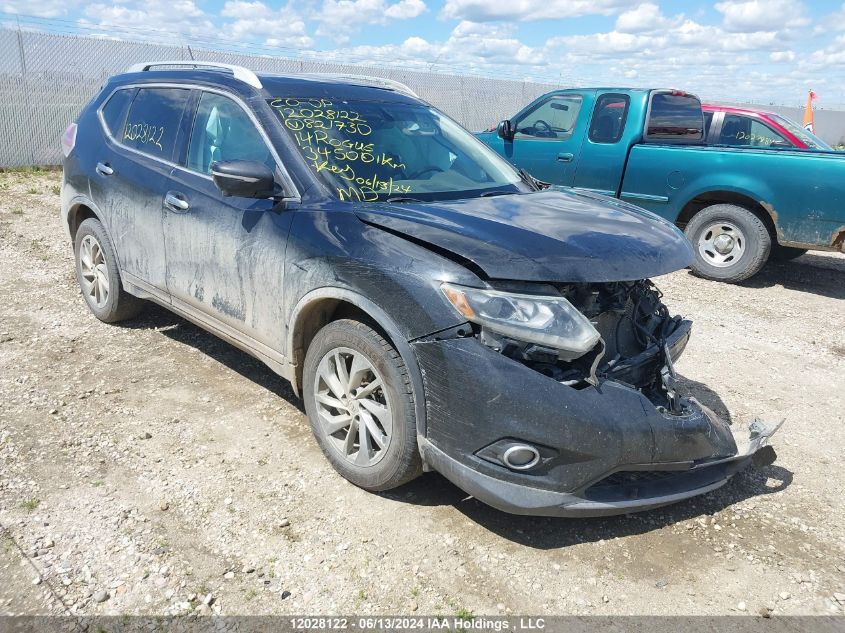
{"left": 803, "top": 89, "right": 817, "bottom": 134}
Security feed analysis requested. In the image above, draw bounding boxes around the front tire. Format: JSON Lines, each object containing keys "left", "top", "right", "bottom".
{"left": 74, "top": 218, "right": 144, "bottom": 322}
{"left": 303, "top": 319, "right": 422, "bottom": 492}
{"left": 684, "top": 204, "right": 771, "bottom": 283}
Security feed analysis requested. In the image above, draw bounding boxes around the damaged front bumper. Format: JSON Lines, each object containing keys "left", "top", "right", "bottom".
{"left": 413, "top": 335, "right": 782, "bottom": 518}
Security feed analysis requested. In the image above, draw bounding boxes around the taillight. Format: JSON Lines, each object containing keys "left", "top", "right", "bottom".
{"left": 61, "top": 123, "right": 77, "bottom": 158}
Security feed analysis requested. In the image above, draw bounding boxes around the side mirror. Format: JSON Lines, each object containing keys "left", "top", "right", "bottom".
{"left": 497, "top": 119, "right": 515, "bottom": 141}
{"left": 211, "top": 160, "right": 277, "bottom": 199}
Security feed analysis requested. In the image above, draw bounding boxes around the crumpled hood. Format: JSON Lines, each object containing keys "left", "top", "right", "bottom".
{"left": 355, "top": 188, "right": 694, "bottom": 282}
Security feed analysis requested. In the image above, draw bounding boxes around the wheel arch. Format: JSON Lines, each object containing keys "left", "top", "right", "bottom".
{"left": 66, "top": 197, "right": 104, "bottom": 243}
{"left": 287, "top": 288, "right": 428, "bottom": 437}
{"left": 675, "top": 190, "right": 778, "bottom": 241}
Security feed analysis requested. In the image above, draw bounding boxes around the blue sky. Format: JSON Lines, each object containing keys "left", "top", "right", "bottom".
{"left": 4, "top": 1, "right": 845, "bottom": 106}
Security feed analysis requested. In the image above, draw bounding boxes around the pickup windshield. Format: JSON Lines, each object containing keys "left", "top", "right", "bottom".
{"left": 268, "top": 97, "right": 525, "bottom": 202}
{"left": 769, "top": 114, "right": 832, "bottom": 150}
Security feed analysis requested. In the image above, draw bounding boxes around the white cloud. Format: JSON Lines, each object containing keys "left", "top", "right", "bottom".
{"left": 615, "top": 3, "right": 682, "bottom": 34}
{"left": 385, "top": 0, "right": 427, "bottom": 19}
{"left": 715, "top": 0, "right": 809, "bottom": 33}
{"left": 220, "top": 1, "right": 313, "bottom": 48}
{"left": 440, "top": 0, "right": 637, "bottom": 23}
{"left": 1, "top": 1, "right": 81, "bottom": 18}
{"left": 770, "top": 50, "right": 796, "bottom": 62}
{"left": 316, "top": 20, "right": 546, "bottom": 71}
{"left": 80, "top": 1, "right": 216, "bottom": 41}
{"left": 314, "top": 0, "right": 428, "bottom": 43}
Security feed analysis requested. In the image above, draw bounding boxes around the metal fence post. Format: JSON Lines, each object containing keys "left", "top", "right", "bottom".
{"left": 15, "top": 17, "right": 36, "bottom": 165}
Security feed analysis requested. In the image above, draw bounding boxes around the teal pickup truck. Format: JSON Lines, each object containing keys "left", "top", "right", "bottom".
{"left": 477, "top": 88, "right": 845, "bottom": 282}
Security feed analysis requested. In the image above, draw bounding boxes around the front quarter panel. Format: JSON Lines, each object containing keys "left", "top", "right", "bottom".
{"left": 284, "top": 204, "right": 480, "bottom": 344}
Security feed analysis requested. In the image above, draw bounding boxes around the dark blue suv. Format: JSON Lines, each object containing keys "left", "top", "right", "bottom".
{"left": 60, "top": 62, "right": 779, "bottom": 516}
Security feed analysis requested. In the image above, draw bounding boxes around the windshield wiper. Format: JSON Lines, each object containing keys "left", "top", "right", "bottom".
{"left": 479, "top": 190, "right": 514, "bottom": 198}
{"left": 517, "top": 168, "right": 550, "bottom": 191}
{"left": 385, "top": 196, "right": 425, "bottom": 203}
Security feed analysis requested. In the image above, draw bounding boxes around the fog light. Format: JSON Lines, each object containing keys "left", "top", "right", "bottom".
{"left": 502, "top": 445, "right": 540, "bottom": 470}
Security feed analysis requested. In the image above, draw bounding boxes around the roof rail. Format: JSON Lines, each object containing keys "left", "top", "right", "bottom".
{"left": 305, "top": 73, "right": 418, "bottom": 98}
{"left": 125, "top": 61, "right": 262, "bottom": 89}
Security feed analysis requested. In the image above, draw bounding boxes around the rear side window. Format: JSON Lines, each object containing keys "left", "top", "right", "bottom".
{"left": 100, "top": 88, "right": 133, "bottom": 136}
{"left": 645, "top": 92, "right": 704, "bottom": 142}
{"left": 122, "top": 88, "right": 191, "bottom": 160}
{"left": 718, "top": 114, "right": 792, "bottom": 148}
{"left": 589, "top": 94, "right": 629, "bottom": 143}
{"left": 187, "top": 92, "right": 274, "bottom": 174}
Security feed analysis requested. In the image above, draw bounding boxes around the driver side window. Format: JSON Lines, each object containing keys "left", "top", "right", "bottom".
{"left": 187, "top": 92, "right": 275, "bottom": 175}
{"left": 514, "top": 96, "right": 583, "bottom": 140}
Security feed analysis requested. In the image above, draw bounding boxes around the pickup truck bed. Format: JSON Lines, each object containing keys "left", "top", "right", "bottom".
{"left": 622, "top": 143, "right": 845, "bottom": 251}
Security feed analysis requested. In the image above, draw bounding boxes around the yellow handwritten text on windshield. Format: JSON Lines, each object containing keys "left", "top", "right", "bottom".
{"left": 270, "top": 98, "right": 412, "bottom": 201}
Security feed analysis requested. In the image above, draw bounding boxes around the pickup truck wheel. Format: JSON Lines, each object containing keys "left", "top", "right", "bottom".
{"left": 771, "top": 245, "right": 808, "bottom": 261}
{"left": 685, "top": 204, "right": 771, "bottom": 283}
{"left": 74, "top": 218, "right": 144, "bottom": 322}
{"left": 303, "top": 319, "right": 422, "bottom": 492}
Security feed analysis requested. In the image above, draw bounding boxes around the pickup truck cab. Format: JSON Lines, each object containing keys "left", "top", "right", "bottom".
{"left": 478, "top": 88, "right": 845, "bottom": 282}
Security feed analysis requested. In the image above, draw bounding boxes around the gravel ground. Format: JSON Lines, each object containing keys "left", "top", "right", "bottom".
{"left": 1, "top": 169, "right": 844, "bottom": 618}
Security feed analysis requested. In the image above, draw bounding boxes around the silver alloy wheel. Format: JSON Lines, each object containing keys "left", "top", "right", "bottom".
{"left": 313, "top": 347, "right": 393, "bottom": 467}
{"left": 697, "top": 221, "right": 746, "bottom": 268}
{"left": 78, "top": 234, "right": 110, "bottom": 309}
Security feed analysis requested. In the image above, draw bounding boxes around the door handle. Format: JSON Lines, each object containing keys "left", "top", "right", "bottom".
{"left": 95, "top": 162, "right": 113, "bottom": 176}
{"left": 557, "top": 153, "right": 574, "bottom": 163}
{"left": 164, "top": 191, "right": 190, "bottom": 212}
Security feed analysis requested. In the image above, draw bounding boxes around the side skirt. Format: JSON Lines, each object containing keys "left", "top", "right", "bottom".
{"left": 121, "top": 271, "right": 295, "bottom": 384}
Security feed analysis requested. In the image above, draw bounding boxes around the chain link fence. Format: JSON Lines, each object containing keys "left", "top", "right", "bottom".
{"left": 2, "top": 26, "right": 845, "bottom": 167}
{"left": 0, "top": 27, "right": 566, "bottom": 167}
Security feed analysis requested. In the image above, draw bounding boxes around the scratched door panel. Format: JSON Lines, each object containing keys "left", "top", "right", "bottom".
{"left": 163, "top": 91, "right": 294, "bottom": 351}
{"left": 99, "top": 87, "right": 191, "bottom": 290}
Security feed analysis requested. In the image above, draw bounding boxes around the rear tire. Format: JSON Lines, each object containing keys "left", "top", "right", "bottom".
{"left": 684, "top": 204, "right": 771, "bottom": 283}
{"left": 74, "top": 218, "right": 144, "bottom": 322}
{"left": 303, "top": 319, "right": 422, "bottom": 492}
{"left": 770, "top": 245, "right": 808, "bottom": 261}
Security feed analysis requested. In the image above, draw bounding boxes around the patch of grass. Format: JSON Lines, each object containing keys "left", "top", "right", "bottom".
{"left": 26, "top": 187, "right": 39, "bottom": 195}
{"left": 21, "top": 498, "right": 40, "bottom": 511}
{"left": 242, "top": 588, "right": 258, "bottom": 601}
{"left": 92, "top": 480, "right": 104, "bottom": 487}
{"left": 11, "top": 208, "right": 23, "bottom": 215}
{"left": 455, "top": 608, "right": 475, "bottom": 621}
{"left": 353, "top": 589, "right": 367, "bottom": 609}
{"left": 51, "top": 185, "right": 60, "bottom": 196}
{"left": 410, "top": 586, "right": 420, "bottom": 597}
{"left": 0, "top": 165, "right": 46, "bottom": 174}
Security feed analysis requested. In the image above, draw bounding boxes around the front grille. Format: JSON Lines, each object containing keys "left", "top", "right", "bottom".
{"left": 583, "top": 463, "right": 731, "bottom": 503}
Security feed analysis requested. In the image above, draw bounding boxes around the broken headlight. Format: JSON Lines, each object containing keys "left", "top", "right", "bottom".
{"left": 441, "top": 283, "right": 600, "bottom": 358}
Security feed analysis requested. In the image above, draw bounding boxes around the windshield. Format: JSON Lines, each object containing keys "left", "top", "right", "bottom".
{"left": 770, "top": 114, "right": 832, "bottom": 150}
{"left": 268, "top": 97, "right": 525, "bottom": 201}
